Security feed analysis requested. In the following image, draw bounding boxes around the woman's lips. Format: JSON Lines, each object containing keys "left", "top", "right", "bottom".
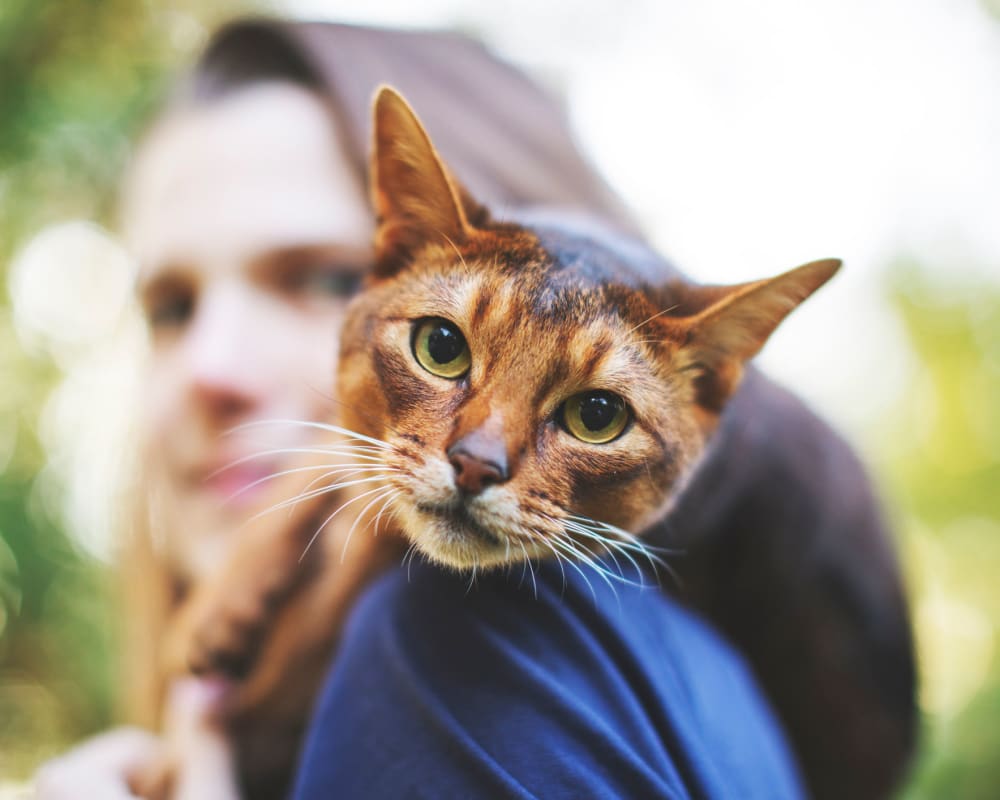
{"left": 199, "top": 461, "right": 282, "bottom": 507}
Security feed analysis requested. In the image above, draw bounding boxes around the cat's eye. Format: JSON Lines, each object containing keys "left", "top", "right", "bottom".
{"left": 412, "top": 318, "right": 471, "bottom": 379}
{"left": 561, "top": 390, "right": 629, "bottom": 444}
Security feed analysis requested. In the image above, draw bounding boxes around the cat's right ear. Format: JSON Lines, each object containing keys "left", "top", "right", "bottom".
{"left": 672, "top": 258, "right": 841, "bottom": 411}
{"left": 370, "top": 86, "right": 471, "bottom": 277}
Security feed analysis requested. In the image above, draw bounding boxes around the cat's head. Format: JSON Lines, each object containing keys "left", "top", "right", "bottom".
{"left": 335, "top": 86, "right": 839, "bottom": 571}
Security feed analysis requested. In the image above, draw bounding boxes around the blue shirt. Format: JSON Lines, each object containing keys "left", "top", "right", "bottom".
{"left": 293, "top": 558, "right": 803, "bottom": 799}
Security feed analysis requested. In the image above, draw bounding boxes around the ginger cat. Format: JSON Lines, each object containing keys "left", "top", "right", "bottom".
{"left": 150, "top": 88, "right": 911, "bottom": 800}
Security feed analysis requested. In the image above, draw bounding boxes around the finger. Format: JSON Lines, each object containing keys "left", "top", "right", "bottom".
{"left": 164, "top": 678, "right": 241, "bottom": 800}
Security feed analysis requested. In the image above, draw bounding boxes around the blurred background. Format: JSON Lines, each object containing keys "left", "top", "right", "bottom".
{"left": 0, "top": 0, "right": 997, "bottom": 796}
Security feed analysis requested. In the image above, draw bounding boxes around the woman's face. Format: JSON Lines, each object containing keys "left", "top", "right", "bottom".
{"left": 125, "top": 83, "right": 374, "bottom": 577}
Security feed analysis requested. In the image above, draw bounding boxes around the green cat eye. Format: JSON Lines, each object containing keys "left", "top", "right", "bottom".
{"left": 561, "top": 390, "right": 630, "bottom": 444}
{"left": 412, "top": 318, "right": 471, "bottom": 379}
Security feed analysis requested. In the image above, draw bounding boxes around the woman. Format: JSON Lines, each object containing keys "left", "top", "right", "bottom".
{"left": 37, "top": 19, "right": 913, "bottom": 800}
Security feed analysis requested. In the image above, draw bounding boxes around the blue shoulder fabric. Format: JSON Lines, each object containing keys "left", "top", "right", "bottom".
{"left": 292, "top": 559, "right": 804, "bottom": 800}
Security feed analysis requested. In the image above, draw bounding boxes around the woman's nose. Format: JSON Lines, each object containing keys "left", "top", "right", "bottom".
{"left": 183, "top": 284, "right": 266, "bottom": 423}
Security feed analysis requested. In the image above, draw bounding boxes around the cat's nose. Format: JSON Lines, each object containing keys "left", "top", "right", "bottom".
{"left": 448, "top": 440, "right": 509, "bottom": 495}
{"left": 449, "top": 451, "right": 508, "bottom": 494}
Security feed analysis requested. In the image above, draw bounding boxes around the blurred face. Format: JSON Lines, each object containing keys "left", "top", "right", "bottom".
{"left": 124, "top": 83, "right": 373, "bottom": 577}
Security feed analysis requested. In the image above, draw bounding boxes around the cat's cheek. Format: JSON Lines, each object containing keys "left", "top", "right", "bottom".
{"left": 562, "top": 440, "right": 676, "bottom": 532}
{"left": 690, "top": 404, "right": 724, "bottom": 438}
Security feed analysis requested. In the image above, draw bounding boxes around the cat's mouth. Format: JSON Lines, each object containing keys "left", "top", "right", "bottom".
{"left": 415, "top": 501, "right": 503, "bottom": 547}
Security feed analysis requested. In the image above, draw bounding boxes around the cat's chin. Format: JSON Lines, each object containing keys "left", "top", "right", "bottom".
{"left": 404, "top": 503, "right": 519, "bottom": 571}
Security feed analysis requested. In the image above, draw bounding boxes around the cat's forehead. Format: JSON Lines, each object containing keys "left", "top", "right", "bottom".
{"left": 403, "top": 223, "right": 672, "bottom": 328}
{"left": 513, "top": 224, "right": 675, "bottom": 325}
{"left": 530, "top": 224, "right": 674, "bottom": 290}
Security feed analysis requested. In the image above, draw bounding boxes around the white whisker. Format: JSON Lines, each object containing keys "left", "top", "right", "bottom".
{"left": 229, "top": 419, "right": 392, "bottom": 450}
{"left": 538, "top": 511, "right": 650, "bottom": 588}
{"left": 550, "top": 529, "right": 644, "bottom": 599}
{"left": 402, "top": 541, "right": 420, "bottom": 581}
{"left": 300, "top": 483, "right": 394, "bottom": 563}
{"left": 340, "top": 486, "right": 397, "bottom": 563}
{"left": 552, "top": 531, "right": 609, "bottom": 577}
{"left": 567, "top": 514, "right": 679, "bottom": 554}
{"left": 252, "top": 475, "right": 392, "bottom": 523}
{"left": 568, "top": 514, "right": 678, "bottom": 563}
{"left": 531, "top": 531, "right": 567, "bottom": 594}
{"left": 562, "top": 520, "right": 647, "bottom": 586}
{"left": 569, "top": 514, "right": 681, "bottom": 588}
{"left": 298, "top": 465, "right": 398, "bottom": 498}
{"left": 221, "top": 462, "right": 369, "bottom": 503}
{"left": 547, "top": 534, "right": 601, "bottom": 603}
{"left": 466, "top": 561, "right": 478, "bottom": 595}
{"left": 625, "top": 303, "right": 680, "bottom": 334}
{"left": 214, "top": 448, "right": 386, "bottom": 477}
{"left": 371, "top": 490, "right": 400, "bottom": 538}
{"left": 518, "top": 541, "right": 537, "bottom": 599}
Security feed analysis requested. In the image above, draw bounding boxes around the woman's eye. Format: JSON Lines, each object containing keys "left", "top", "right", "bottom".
{"left": 411, "top": 318, "right": 471, "bottom": 379}
{"left": 300, "top": 269, "right": 362, "bottom": 297}
{"left": 560, "top": 390, "right": 630, "bottom": 444}
{"left": 148, "top": 290, "right": 194, "bottom": 329}
{"left": 283, "top": 266, "right": 363, "bottom": 298}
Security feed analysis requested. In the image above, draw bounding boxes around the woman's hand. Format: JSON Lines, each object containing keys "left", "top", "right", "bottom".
{"left": 35, "top": 727, "right": 160, "bottom": 799}
{"left": 34, "top": 678, "right": 240, "bottom": 800}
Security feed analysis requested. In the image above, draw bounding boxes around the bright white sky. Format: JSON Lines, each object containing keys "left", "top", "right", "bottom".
{"left": 285, "top": 0, "right": 1000, "bottom": 439}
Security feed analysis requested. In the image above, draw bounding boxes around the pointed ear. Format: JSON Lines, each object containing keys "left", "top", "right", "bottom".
{"left": 370, "top": 86, "right": 471, "bottom": 276}
{"left": 675, "top": 258, "right": 841, "bottom": 409}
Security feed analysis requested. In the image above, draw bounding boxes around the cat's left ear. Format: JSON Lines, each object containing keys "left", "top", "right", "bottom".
{"left": 673, "top": 258, "right": 841, "bottom": 409}
{"left": 370, "top": 86, "right": 472, "bottom": 276}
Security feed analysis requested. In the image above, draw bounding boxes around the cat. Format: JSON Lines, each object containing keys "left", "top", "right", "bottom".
{"left": 156, "top": 87, "right": 914, "bottom": 800}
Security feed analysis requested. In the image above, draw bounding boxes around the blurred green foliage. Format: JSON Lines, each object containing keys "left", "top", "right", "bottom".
{"left": 884, "top": 265, "right": 1000, "bottom": 800}
{"left": 0, "top": 1, "right": 997, "bottom": 795}
{"left": 0, "top": 0, "right": 259, "bottom": 778}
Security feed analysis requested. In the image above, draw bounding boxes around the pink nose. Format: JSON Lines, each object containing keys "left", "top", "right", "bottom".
{"left": 448, "top": 450, "right": 508, "bottom": 494}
